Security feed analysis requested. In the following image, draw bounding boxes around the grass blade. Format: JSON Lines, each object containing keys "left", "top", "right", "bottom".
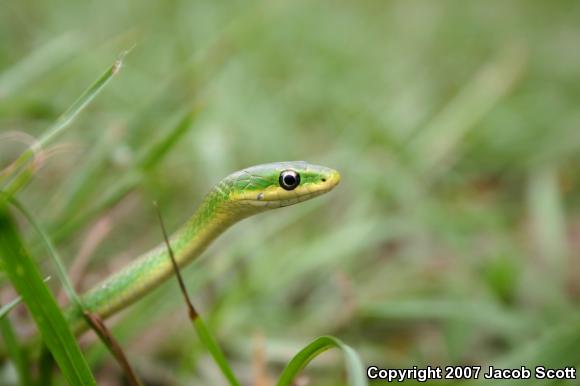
{"left": 191, "top": 317, "right": 243, "bottom": 386}
{"left": 0, "top": 277, "right": 51, "bottom": 319}
{"left": 0, "top": 48, "right": 130, "bottom": 193}
{"left": 407, "top": 47, "right": 525, "bottom": 177}
{"left": 0, "top": 34, "right": 80, "bottom": 98}
{"left": 0, "top": 316, "right": 32, "bottom": 386}
{"left": 0, "top": 297, "right": 24, "bottom": 320}
{"left": 9, "top": 197, "right": 143, "bottom": 386}
{"left": 36, "top": 48, "right": 130, "bottom": 149}
{"left": 9, "top": 198, "right": 81, "bottom": 304}
{"left": 527, "top": 166, "right": 568, "bottom": 282}
{"left": 0, "top": 209, "right": 97, "bottom": 386}
{"left": 359, "top": 299, "right": 535, "bottom": 337}
{"left": 276, "top": 336, "right": 368, "bottom": 386}
{"left": 38, "top": 346, "right": 55, "bottom": 386}
{"left": 136, "top": 107, "right": 201, "bottom": 170}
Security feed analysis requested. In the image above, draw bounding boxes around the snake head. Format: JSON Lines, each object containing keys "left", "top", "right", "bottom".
{"left": 226, "top": 161, "right": 341, "bottom": 208}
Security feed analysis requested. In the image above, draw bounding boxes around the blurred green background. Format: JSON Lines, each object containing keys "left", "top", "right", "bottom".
{"left": 2, "top": 0, "right": 580, "bottom": 385}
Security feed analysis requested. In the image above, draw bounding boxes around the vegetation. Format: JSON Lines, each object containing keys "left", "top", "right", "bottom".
{"left": 1, "top": 1, "right": 580, "bottom": 385}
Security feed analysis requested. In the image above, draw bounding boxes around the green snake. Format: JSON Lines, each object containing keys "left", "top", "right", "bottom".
{"left": 66, "top": 161, "right": 340, "bottom": 334}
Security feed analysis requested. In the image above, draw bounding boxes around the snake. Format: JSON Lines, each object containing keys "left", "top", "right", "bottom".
{"left": 66, "top": 161, "right": 340, "bottom": 334}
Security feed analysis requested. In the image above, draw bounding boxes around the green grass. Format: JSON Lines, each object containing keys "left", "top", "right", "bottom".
{"left": 1, "top": 1, "right": 580, "bottom": 385}
{"left": 0, "top": 210, "right": 96, "bottom": 386}
{"left": 0, "top": 50, "right": 127, "bottom": 200}
{"left": 0, "top": 316, "right": 31, "bottom": 386}
{"left": 276, "top": 336, "right": 368, "bottom": 386}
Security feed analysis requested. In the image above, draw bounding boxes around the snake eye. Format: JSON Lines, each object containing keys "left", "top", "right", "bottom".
{"left": 279, "top": 170, "right": 300, "bottom": 191}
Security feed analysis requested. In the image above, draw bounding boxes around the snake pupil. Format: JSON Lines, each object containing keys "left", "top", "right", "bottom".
{"left": 279, "top": 170, "right": 300, "bottom": 190}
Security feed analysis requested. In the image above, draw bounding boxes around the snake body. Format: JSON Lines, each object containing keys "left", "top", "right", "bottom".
{"left": 66, "top": 161, "right": 340, "bottom": 333}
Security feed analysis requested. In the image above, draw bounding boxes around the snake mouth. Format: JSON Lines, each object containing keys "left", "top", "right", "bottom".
{"left": 321, "top": 169, "right": 341, "bottom": 191}
{"left": 301, "top": 169, "right": 340, "bottom": 197}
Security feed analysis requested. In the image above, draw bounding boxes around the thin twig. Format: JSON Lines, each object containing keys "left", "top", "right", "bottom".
{"left": 82, "top": 311, "right": 142, "bottom": 386}
{"left": 154, "top": 201, "right": 243, "bottom": 386}
{"left": 153, "top": 201, "right": 198, "bottom": 320}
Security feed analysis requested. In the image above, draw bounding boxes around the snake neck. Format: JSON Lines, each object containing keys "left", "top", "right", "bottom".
{"left": 68, "top": 186, "right": 257, "bottom": 334}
